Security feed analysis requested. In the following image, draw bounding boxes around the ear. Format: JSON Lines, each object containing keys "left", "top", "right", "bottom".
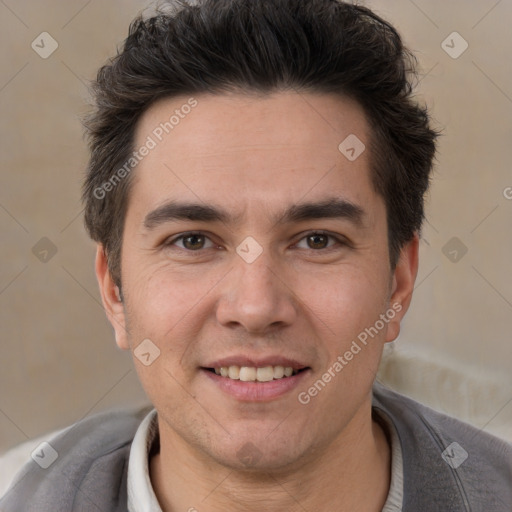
{"left": 385, "top": 233, "right": 419, "bottom": 343}
{"left": 95, "top": 245, "right": 130, "bottom": 350}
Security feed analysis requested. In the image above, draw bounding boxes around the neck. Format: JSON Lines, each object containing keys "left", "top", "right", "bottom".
{"left": 149, "top": 401, "right": 391, "bottom": 512}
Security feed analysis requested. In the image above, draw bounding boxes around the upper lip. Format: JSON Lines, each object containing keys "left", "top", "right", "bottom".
{"left": 203, "top": 356, "right": 309, "bottom": 370}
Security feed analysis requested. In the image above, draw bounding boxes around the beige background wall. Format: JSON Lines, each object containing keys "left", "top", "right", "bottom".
{"left": 1, "top": 0, "right": 511, "bottom": 454}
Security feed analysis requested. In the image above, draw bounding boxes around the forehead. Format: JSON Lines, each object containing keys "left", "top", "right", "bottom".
{"left": 136, "top": 90, "right": 369, "bottom": 156}
{"left": 129, "top": 91, "right": 378, "bottom": 221}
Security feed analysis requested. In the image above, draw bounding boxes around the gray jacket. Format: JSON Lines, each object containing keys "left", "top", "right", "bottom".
{"left": 1, "top": 383, "right": 511, "bottom": 511}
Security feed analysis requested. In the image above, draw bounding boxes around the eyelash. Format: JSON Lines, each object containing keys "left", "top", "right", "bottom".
{"left": 163, "top": 230, "right": 348, "bottom": 253}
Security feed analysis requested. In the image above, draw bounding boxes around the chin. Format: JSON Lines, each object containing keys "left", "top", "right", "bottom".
{"left": 204, "top": 430, "right": 313, "bottom": 474}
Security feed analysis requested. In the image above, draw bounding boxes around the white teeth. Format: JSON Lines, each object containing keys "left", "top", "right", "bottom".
{"left": 273, "top": 365, "right": 285, "bottom": 379}
{"left": 214, "top": 365, "right": 299, "bottom": 382}
{"left": 228, "top": 365, "right": 240, "bottom": 379}
{"left": 239, "top": 366, "right": 256, "bottom": 382}
{"left": 275, "top": 366, "right": 296, "bottom": 379}
{"left": 256, "top": 366, "right": 274, "bottom": 382}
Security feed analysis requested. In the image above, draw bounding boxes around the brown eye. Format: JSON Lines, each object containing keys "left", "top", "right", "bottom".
{"left": 182, "top": 234, "right": 206, "bottom": 250}
{"left": 166, "top": 232, "right": 215, "bottom": 251}
{"left": 295, "top": 232, "right": 342, "bottom": 250}
{"left": 307, "top": 233, "right": 329, "bottom": 249}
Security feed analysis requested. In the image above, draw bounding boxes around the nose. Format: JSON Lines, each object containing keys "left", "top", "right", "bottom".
{"left": 216, "top": 251, "right": 298, "bottom": 335}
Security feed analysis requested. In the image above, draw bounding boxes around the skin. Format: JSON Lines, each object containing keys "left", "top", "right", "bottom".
{"left": 96, "top": 91, "right": 418, "bottom": 511}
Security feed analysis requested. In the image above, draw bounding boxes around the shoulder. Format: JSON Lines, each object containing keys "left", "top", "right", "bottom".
{"left": 0, "top": 404, "right": 153, "bottom": 512}
{"left": 373, "top": 382, "right": 512, "bottom": 511}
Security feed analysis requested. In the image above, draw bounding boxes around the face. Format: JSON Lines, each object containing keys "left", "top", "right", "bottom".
{"left": 97, "top": 91, "right": 417, "bottom": 472}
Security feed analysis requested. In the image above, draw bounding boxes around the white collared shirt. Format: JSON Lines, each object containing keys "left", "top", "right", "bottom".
{"left": 127, "top": 409, "right": 162, "bottom": 511}
{"left": 127, "top": 408, "right": 404, "bottom": 511}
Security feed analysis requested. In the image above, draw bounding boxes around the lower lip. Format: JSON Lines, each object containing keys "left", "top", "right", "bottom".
{"left": 201, "top": 368, "right": 311, "bottom": 402}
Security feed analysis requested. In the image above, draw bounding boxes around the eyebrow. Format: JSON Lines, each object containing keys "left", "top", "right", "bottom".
{"left": 143, "top": 197, "right": 366, "bottom": 230}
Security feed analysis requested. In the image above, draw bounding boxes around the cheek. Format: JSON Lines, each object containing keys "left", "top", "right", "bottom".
{"left": 128, "top": 263, "right": 202, "bottom": 316}
{"left": 296, "top": 262, "right": 390, "bottom": 343}
{"left": 122, "top": 266, "right": 212, "bottom": 406}
{"left": 123, "top": 262, "right": 221, "bottom": 357}
{"left": 297, "top": 269, "right": 389, "bottom": 416}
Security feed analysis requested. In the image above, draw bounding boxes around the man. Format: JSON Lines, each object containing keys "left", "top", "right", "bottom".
{"left": 1, "top": 0, "right": 511, "bottom": 510}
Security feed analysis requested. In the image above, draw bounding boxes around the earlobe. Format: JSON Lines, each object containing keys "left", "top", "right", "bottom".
{"left": 385, "top": 233, "right": 419, "bottom": 343}
{"left": 95, "top": 245, "right": 130, "bottom": 350}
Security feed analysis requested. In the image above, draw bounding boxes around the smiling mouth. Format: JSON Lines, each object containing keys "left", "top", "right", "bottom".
{"left": 204, "top": 365, "right": 309, "bottom": 382}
